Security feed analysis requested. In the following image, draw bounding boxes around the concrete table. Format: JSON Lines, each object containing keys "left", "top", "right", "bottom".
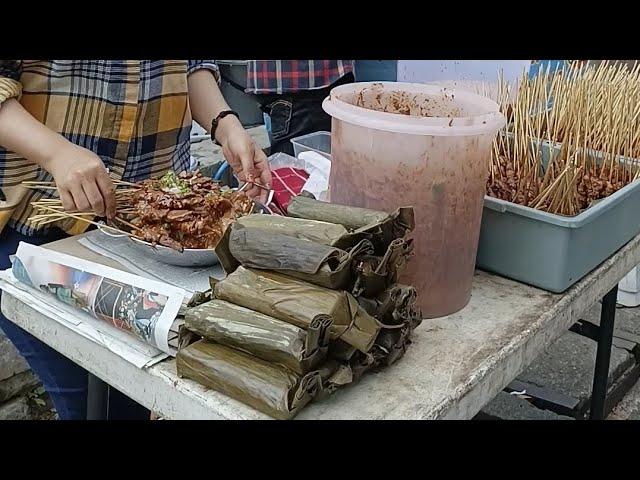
{"left": 3, "top": 233, "right": 640, "bottom": 420}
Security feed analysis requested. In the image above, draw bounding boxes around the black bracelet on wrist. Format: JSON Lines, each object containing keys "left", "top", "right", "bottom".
{"left": 211, "top": 110, "right": 240, "bottom": 146}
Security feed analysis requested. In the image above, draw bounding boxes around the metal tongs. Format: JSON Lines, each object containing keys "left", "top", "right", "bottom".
{"left": 238, "top": 179, "right": 274, "bottom": 214}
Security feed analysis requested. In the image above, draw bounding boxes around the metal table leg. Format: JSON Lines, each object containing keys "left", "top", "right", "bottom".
{"left": 87, "top": 373, "right": 109, "bottom": 420}
{"left": 589, "top": 285, "right": 618, "bottom": 420}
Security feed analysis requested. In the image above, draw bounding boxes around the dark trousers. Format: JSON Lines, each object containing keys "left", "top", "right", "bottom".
{"left": 256, "top": 73, "right": 354, "bottom": 156}
{"left": 0, "top": 227, "right": 150, "bottom": 420}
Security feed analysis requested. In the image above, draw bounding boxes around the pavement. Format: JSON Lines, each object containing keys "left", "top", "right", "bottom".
{"left": 478, "top": 301, "right": 640, "bottom": 420}
{"left": 609, "top": 380, "right": 640, "bottom": 420}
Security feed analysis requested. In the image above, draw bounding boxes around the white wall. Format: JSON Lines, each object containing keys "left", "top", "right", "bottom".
{"left": 396, "top": 61, "right": 531, "bottom": 102}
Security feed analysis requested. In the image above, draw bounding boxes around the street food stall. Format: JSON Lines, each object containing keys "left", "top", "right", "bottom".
{"left": 2, "top": 60, "right": 639, "bottom": 420}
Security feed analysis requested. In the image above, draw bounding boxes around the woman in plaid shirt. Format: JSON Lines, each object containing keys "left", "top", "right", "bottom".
{"left": 0, "top": 60, "right": 271, "bottom": 419}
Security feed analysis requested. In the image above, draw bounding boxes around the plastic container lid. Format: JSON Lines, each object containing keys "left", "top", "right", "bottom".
{"left": 323, "top": 82, "right": 505, "bottom": 137}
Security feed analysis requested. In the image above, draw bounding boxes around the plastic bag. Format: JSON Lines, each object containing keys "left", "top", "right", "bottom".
{"left": 266, "top": 152, "right": 330, "bottom": 210}
{"left": 298, "top": 151, "right": 330, "bottom": 201}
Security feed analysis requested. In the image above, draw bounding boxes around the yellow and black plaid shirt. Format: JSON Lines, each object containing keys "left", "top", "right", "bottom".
{"left": 0, "top": 60, "right": 218, "bottom": 236}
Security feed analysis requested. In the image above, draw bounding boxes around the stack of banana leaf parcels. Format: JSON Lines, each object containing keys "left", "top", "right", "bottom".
{"left": 176, "top": 195, "right": 422, "bottom": 419}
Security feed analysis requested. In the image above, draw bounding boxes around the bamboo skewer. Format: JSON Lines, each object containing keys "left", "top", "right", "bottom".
{"left": 488, "top": 61, "right": 640, "bottom": 216}
{"left": 113, "top": 216, "right": 142, "bottom": 232}
{"left": 30, "top": 204, "right": 138, "bottom": 238}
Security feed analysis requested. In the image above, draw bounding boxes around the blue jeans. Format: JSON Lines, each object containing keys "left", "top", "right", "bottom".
{"left": 0, "top": 227, "right": 150, "bottom": 420}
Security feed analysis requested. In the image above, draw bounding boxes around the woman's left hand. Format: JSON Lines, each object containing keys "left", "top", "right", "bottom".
{"left": 218, "top": 116, "right": 272, "bottom": 203}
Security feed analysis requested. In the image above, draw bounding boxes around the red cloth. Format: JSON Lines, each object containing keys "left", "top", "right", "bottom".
{"left": 269, "top": 167, "right": 309, "bottom": 213}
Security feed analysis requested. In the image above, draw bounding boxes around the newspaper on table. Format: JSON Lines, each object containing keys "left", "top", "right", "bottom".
{"left": 9, "top": 242, "right": 190, "bottom": 359}
{"left": 77, "top": 229, "right": 224, "bottom": 299}
{"left": 0, "top": 268, "right": 167, "bottom": 368}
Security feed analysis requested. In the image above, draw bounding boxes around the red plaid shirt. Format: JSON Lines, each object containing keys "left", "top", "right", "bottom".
{"left": 246, "top": 60, "right": 354, "bottom": 94}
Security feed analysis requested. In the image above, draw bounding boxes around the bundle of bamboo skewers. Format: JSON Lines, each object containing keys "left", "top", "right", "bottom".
{"left": 25, "top": 171, "right": 260, "bottom": 250}
{"left": 487, "top": 61, "right": 640, "bottom": 216}
{"left": 25, "top": 178, "right": 142, "bottom": 237}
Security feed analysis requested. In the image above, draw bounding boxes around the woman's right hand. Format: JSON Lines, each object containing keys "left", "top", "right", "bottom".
{"left": 45, "top": 143, "right": 116, "bottom": 220}
{"left": 0, "top": 98, "right": 115, "bottom": 220}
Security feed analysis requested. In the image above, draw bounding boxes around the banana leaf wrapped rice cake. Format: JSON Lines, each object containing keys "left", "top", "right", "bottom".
{"left": 234, "top": 214, "right": 360, "bottom": 250}
{"left": 351, "top": 238, "right": 414, "bottom": 298}
{"left": 357, "top": 284, "right": 422, "bottom": 330}
{"left": 185, "top": 299, "right": 332, "bottom": 375}
{"left": 214, "top": 215, "right": 358, "bottom": 275}
{"left": 225, "top": 224, "right": 374, "bottom": 290}
{"left": 233, "top": 198, "right": 413, "bottom": 256}
{"left": 327, "top": 285, "right": 422, "bottom": 379}
{"left": 287, "top": 195, "right": 415, "bottom": 254}
{"left": 214, "top": 267, "right": 380, "bottom": 353}
{"left": 177, "top": 197, "right": 422, "bottom": 418}
{"left": 177, "top": 340, "right": 328, "bottom": 419}
{"left": 217, "top": 222, "right": 412, "bottom": 295}
{"left": 288, "top": 194, "right": 391, "bottom": 230}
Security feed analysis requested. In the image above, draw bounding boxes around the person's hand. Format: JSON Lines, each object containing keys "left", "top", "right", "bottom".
{"left": 217, "top": 116, "right": 272, "bottom": 203}
{"left": 44, "top": 142, "right": 116, "bottom": 220}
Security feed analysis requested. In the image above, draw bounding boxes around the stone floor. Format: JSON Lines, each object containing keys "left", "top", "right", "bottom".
{"left": 478, "top": 301, "right": 640, "bottom": 420}
{"left": 478, "top": 391, "right": 575, "bottom": 420}
{"left": 610, "top": 380, "right": 640, "bottom": 420}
